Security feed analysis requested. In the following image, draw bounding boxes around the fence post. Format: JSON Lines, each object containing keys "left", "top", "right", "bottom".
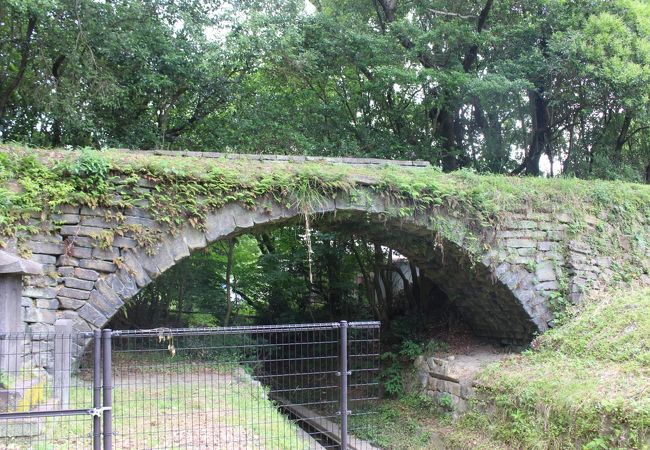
{"left": 0, "top": 251, "right": 42, "bottom": 374}
{"left": 339, "top": 320, "right": 349, "bottom": 450}
{"left": 102, "top": 329, "right": 113, "bottom": 450}
{"left": 92, "top": 329, "right": 101, "bottom": 450}
{"left": 53, "top": 319, "right": 72, "bottom": 409}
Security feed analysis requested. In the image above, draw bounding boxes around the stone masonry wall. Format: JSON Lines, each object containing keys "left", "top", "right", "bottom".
{"left": 2, "top": 179, "right": 648, "bottom": 370}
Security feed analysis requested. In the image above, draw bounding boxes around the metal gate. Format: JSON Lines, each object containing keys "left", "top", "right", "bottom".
{"left": 0, "top": 321, "right": 379, "bottom": 449}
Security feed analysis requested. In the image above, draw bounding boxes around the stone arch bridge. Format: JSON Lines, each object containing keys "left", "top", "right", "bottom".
{"left": 1, "top": 148, "right": 648, "bottom": 369}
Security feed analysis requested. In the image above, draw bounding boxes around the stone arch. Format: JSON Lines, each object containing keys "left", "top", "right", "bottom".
{"left": 19, "top": 190, "right": 549, "bottom": 350}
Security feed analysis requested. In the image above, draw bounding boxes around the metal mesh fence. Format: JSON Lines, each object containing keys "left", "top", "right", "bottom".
{"left": 0, "top": 330, "right": 97, "bottom": 450}
{"left": 109, "top": 322, "right": 380, "bottom": 449}
{"left": 0, "top": 321, "right": 379, "bottom": 449}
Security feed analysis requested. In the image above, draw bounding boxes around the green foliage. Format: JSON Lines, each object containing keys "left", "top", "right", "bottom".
{"left": 424, "top": 339, "right": 451, "bottom": 354}
{"left": 59, "top": 149, "right": 110, "bottom": 193}
{"left": 0, "top": 370, "right": 11, "bottom": 389}
{"left": 438, "top": 393, "right": 453, "bottom": 412}
{"left": 1, "top": 0, "right": 650, "bottom": 179}
{"left": 348, "top": 395, "right": 441, "bottom": 450}
{"left": 381, "top": 339, "right": 442, "bottom": 399}
{"left": 380, "top": 354, "right": 406, "bottom": 398}
{"left": 399, "top": 340, "right": 424, "bottom": 361}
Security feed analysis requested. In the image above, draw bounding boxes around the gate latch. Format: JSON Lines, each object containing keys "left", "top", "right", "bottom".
{"left": 89, "top": 406, "right": 112, "bottom": 417}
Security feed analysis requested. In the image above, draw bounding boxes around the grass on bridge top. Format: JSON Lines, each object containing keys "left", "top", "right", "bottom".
{"left": 1, "top": 144, "right": 648, "bottom": 218}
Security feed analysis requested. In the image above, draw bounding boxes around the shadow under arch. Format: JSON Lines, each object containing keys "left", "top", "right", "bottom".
{"left": 109, "top": 195, "right": 540, "bottom": 344}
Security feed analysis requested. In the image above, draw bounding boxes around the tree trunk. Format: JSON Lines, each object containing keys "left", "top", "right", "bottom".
{"left": 0, "top": 14, "right": 37, "bottom": 120}
{"left": 175, "top": 272, "right": 185, "bottom": 326}
{"left": 513, "top": 88, "right": 549, "bottom": 176}
{"left": 350, "top": 241, "right": 381, "bottom": 320}
{"left": 51, "top": 55, "right": 66, "bottom": 146}
{"left": 223, "top": 239, "right": 235, "bottom": 327}
{"left": 436, "top": 108, "right": 459, "bottom": 171}
{"left": 614, "top": 112, "right": 632, "bottom": 163}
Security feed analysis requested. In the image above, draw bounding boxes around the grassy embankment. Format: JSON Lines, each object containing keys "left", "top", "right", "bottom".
{"left": 351, "top": 285, "right": 650, "bottom": 450}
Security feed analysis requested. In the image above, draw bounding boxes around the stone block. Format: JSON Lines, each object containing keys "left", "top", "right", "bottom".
{"left": 569, "top": 240, "right": 591, "bottom": 254}
{"left": 28, "top": 242, "right": 64, "bottom": 255}
{"left": 30, "top": 233, "right": 63, "bottom": 243}
{"left": 535, "top": 261, "right": 556, "bottom": 282}
{"left": 78, "top": 303, "right": 107, "bottom": 328}
{"left": 57, "top": 254, "right": 79, "bottom": 266}
{"left": 114, "top": 269, "right": 138, "bottom": 300}
{"left": 167, "top": 236, "right": 190, "bottom": 261}
{"left": 67, "top": 236, "right": 94, "bottom": 248}
{"left": 517, "top": 247, "right": 536, "bottom": 256}
{"left": 22, "top": 286, "right": 57, "bottom": 299}
{"left": 182, "top": 226, "right": 207, "bottom": 250}
{"left": 95, "top": 279, "right": 125, "bottom": 310}
{"left": 447, "top": 381, "right": 461, "bottom": 397}
{"left": 596, "top": 257, "right": 611, "bottom": 268}
{"left": 538, "top": 241, "right": 559, "bottom": 251}
{"left": 80, "top": 216, "right": 113, "bottom": 228}
{"left": 124, "top": 216, "right": 161, "bottom": 229}
{"left": 51, "top": 213, "right": 79, "bottom": 224}
{"left": 58, "top": 287, "right": 91, "bottom": 300}
{"left": 78, "top": 259, "right": 117, "bottom": 273}
{"left": 496, "top": 230, "right": 546, "bottom": 239}
{"left": 36, "top": 298, "right": 59, "bottom": 310}
{"left": 87, "top": 291, "right": 114, "bottom": 318}
{"left": 136, "top": 178, "right": 156, "bottom": 188}
{"left": 25, "top": 307, "right": 55, "bottom": 324}
{"left": 137, "top": 243, "right": 174, "bottom": 276}
{"left": 72, "top": 318, "right": 92, "bottom": 333}
{"left": 205, "top": 207, "right": 237, "bottom": 242}
{"left": 92, "top": 246, "right": 119, "bottom": 261}
{"left": 58, "top": 225, "right": 86, "bottom": 236}
{"left": 506, "top": 239, "right": 537, "bottom": 248}
{"left": 73, "top": 268, "right": 100, "bottom": 281}
{"left": 121, "top": 250, "right": 150, "bottom": 287}
{"left": 61, "top": 310, "right": 79, "bottom": 322}
{"left": 460, "top": 383, "right": 475, "bottom": 399}
{"left": 63, "top": 278, "right": 94, "bottom": 291}
{"left": 25, "top": 274, "right": 57, "bottom": 287}
{"left": 29, "top": 323, "right": 53, "bottom": 336}
{"left": 538, "top": 222, "right": 566, "bottom": 231}
{"left": 546, "top": 230, "right": 565, "bottom": 240}
{"left": 0, "top": 389, "right": 21, "bottom": 413}
{"left": 54, "top": 205, "right": 79, "bottom": 215}
{"left": 570, "top": 253, "right": 588, "bottom": 263}
{"left": 80, "top": 206, "right": 107, "bottom": 216}
{"left": 508, "top": 256, "right": 534, "bottom": 265}
{"left": 30, "top": 254, "right": 56, "bottom": 265}
{"left": 59, "top": 297, "right": 86, "bottom": 310}
{"left": 57, "top": 266, "right": 75, "bottom": 277}
{"left": 112, "top": 236, "right": 138, "bottom": 249}
{"left": 506, "top": 219, "right": 537, "bottom": 230}
{"left": 67, "top": 246, "right": 92, "bottom": 259}
{"left": 21, "top": 297, "right": 33, "bottom": 307}
{"left": 535, "top": 281, "right": 559, "bottom": 291}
